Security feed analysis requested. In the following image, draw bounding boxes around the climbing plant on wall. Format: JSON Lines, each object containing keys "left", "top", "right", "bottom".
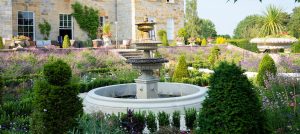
{"left": 71, "top": 2, "right": 99, "bottom": 39}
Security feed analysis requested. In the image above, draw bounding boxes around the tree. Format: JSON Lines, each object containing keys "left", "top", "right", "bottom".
{"left": 72, "top": 2, "right": 99, "bottom": 39}
{"left": 31, "top": 59, "right": 83, "bottom": 134}
{"left": 185, "top": 0, "right": 201, "bottom": 38}
{"left": 172, "top": 55, "right": 189, "bottom": 82}
{"left": 260, "top": 5, "right": 286, "bottom": 36}
{"left": 197, "top": 62, "right": 270, "bottom": 134}
{"left": 177, "top": 28, "right": 188, "bottom": 43}
{"left": 288, "top": 6, "right": 300, "bottom": 38}
{"left": 257, "top": 54, "right": 277, "bottom": 87}
{"left": 62, "top": 35, "right": 71, "bottom": 48}
{"left": 234, "top": 15, "right": 263, "bottom": 39}
{"left": 38, "top": 19, "right": 51, "bottom": 40}
{"left": 199, "top": 19, "right": 217, "bottom": 38}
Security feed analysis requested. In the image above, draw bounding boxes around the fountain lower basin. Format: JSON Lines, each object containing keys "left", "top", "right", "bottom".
{"left": 83, "top": 82, "right": 208, "bottom": 114}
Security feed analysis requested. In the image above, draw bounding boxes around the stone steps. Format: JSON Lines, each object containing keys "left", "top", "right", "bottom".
{"left": 118, "top": 50, "right": 143, "bottom": 59}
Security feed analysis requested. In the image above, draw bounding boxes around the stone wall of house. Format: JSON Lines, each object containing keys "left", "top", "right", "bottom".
{"left": 10, "top": 0, "right": 184, "bottom": 43}
{"left": 133, "top": 0, "right": 185, "bottom": 41}
{"left": 0, "top": 0, "right": 13, "bottom": 38}
{"left": 117, "top": 0, "right": 132, "bottom": 42}
{"left": 11, "top": 0, "right": 117, "bottom": 41}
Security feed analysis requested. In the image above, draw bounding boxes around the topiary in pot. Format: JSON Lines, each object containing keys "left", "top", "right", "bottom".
{"left": 62, "top": 35, "right": 71, "bottom": 48}
{"left": 30, "top": 59, "right": 83, "bottom": 134}
{"left": 201, "top": 38, "right": 207, "bottom": 46}
{"left": 172, "top": 54, "right": 189, "bottom": 82}
{"left": 43, "top": 59, "right": 72, "bottom": 86}
{"left": 197, "top": 62, "right": 270, "bottom": 134}
{"left": 38, "top": 19, "right": 51, "bottom": 40}
{"left": 257, "top": 54, "right": 277, "bottom": 87}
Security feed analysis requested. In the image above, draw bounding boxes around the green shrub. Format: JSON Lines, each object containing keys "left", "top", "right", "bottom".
{"left": 158, "top": 30, "right": 169, "bottom": 46}
{"left": 227, "top": 39, "right": 259, "bottom": 53}
{"left": 291, "top": 40, "right": 300, "bottom": 53}
{"left": 31, "top": 60, "right": 83, "bottom": 134}
{"left": 70, "top": 114, "right": 125, "bottom": 134}
{"left": 197, "top": 62, "right": 270, "bottom": 134}
{"left": 0, "top": 88, "right": 34, "bottom": 133}
{"left": 0, "top": 75, "right": 3, "bottom": 104}
{"left": 208, "top": 45, "right": 220, "bottom": 69}
{"left": 43, "top": 59, "right": 72, "bottom": 86}
{"left": 172, "top": 111, "right": 180, "bottom": 128}
{"left": 155, "top": 126, "right": 180, "bottom": 134}
{"left": 146, "top": 111, "right": 157, "bottom": 133}
{"left": 184, "top": 108, "right": 197, "bottom": 130}
{"left": 63, "top": 35, "right": 71, "bottom": 48}
{"left": 0, "top": 36, "right": 4, "bottom": 49}
{"left": 257, "top": 54, "right": 277, "bottom": 87}
{"left": 172, "top": 55, "right": 189, "bottom": 82}
{"left": 158, "top": 111, "right": 170, "bottom": 128}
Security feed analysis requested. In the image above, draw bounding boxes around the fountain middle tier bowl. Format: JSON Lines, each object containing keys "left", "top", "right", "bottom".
{"left": 126, "top": 58, "right": 169, "bottom": 70}
{"left": 136, "top": 22, "right": 156, "bottom": 32}
{"left": 83, "top": 82, "right": 208, "bottom": 114}
{"left": 134, "top": 42, "right": 161, "bottom": 50}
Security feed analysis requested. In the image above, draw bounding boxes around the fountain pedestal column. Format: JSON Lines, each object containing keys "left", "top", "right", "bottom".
{"left": 135, "top": 70, "right": 159, "bottom": 99}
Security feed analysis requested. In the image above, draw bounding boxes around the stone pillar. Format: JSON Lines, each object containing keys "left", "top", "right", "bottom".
{"left": 0, "top": 0, "right": 13, "bottom": 38}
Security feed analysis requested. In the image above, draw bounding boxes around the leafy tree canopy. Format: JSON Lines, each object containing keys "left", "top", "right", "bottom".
{"left": 185, "top": 0, "right": 201, "bottom": 38}
{"left": 234, "top": 15, "right": 263, "bottom": 39}
{"left": 288, "top": 6, "right": 300, "bottom": 38}
{"left": 199, "top": 19, "right": 217, "bottom": 38}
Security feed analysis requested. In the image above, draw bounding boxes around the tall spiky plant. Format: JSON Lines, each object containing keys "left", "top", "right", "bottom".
{"left": 260, "top": 5, "right": 285, "bottom": 37}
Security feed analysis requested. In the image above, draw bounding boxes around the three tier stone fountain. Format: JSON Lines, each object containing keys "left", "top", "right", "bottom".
{"left": 126, "top": 17, "right": 168, "bottom": 99}
{"left": 83, "top": 17, "right": 208, "bottom": 114}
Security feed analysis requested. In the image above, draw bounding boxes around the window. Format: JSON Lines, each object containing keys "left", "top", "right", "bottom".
{"left": 59, "top": 14, "right": 72, "bottom": 29}
{"left": 148, "top": 17, "right": 156, "bottom": 40}
{"left": 59, "top": 14, "right": 73, "bottom": 39}
{"left": 167, "top": 18, "right": 174, "bottom": 40}
{"left": 99, "top": 16, "right": 106, "bottom": 27}
{"left": 18, "top": 11, "right": 35, "bottom": 40}
{"left": 167, "top": 0, "right": 175, "bottom": 3}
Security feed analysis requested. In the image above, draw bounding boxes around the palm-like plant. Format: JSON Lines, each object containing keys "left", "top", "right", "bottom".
{"left": 260, "top": 5, "right": 285, "bottom": 37}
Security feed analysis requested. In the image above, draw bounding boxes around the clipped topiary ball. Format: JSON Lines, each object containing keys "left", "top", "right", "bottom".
{"left": 257, "top": 54, "right": 277, "bottom": 87}
{"left": 43, "top": 59, "right": 72, "bottom": 86}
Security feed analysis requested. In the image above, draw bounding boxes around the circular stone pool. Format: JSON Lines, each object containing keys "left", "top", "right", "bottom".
{"left": 83, "top": 82, "right": 208, "bottom": 114}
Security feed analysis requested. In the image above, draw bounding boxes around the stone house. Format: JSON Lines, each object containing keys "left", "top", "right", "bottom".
{"left": 0, "top": 0, "right": 184, "bottom": 44}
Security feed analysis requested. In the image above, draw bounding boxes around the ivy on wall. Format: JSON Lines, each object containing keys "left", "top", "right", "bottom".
{"left": 71, "top": 2, "right": 99, "bottom": 39}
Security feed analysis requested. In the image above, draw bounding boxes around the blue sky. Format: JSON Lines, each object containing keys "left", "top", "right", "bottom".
{"left": 197, "top": 0, "right": 300, "bottom": 36}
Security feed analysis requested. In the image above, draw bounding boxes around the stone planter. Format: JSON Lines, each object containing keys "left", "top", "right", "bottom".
{"left": 250, "top": 37, "right": 298, "bottom": 52}
{"left": 70, "top": 40, "right": 76, "bottom": 47}
{"left": 92, "top": 39, "right": 102, "bottom": 48}
{"left": 103, "top": 37, "right": 112, "bottom": 47}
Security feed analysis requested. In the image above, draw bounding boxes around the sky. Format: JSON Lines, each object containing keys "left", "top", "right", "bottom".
{"left": 197, "top": 0, "right": 300, "bottom": 36}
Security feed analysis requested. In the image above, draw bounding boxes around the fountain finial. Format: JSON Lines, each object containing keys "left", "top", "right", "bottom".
{"left": 143, "top": 16, "right": 149, "bottom": 22}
